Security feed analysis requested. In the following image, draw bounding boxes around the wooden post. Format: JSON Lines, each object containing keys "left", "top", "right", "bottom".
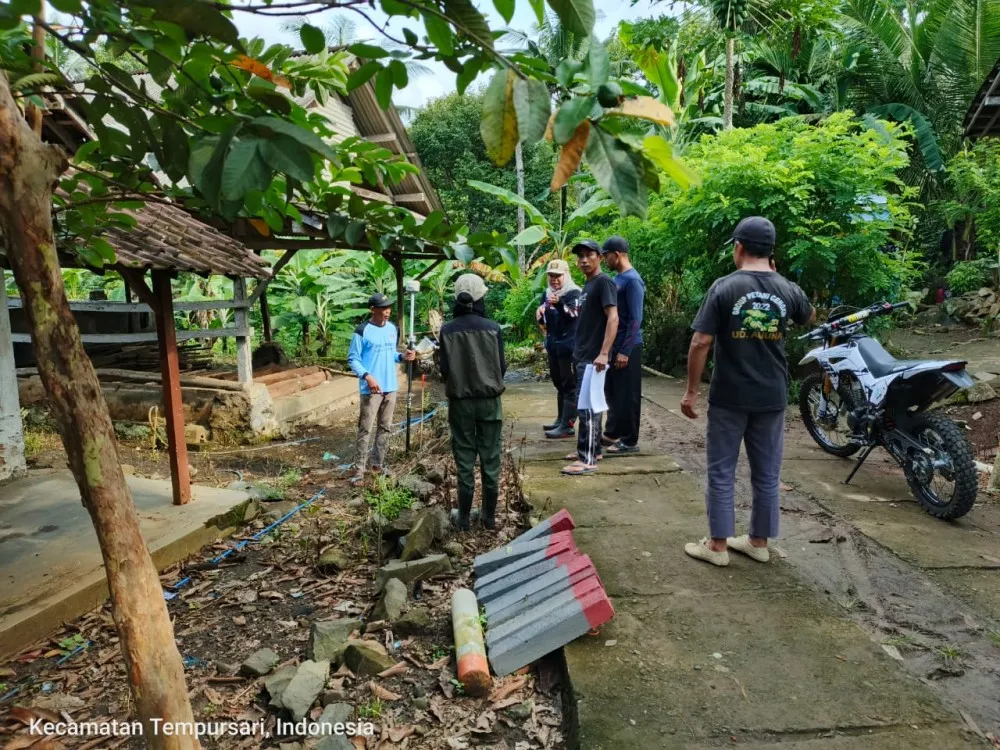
{"left": 151, "top": 271, "right": 190, "bottom": 506}
{"left": 0, "top": 269, "right": 25, "bottom": 480}
{"left": 233, "top": 277, "right": 252, "bottom": 385}
{"left": 260, "top": 290, "right": 273, "bottom": 342}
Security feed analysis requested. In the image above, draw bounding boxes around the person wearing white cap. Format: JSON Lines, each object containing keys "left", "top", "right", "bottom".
{"left": 438, "top": 274, "right": 507, "bottom": 530}
{"left": 536, "top": 258, "right": 582, "bottom": 439}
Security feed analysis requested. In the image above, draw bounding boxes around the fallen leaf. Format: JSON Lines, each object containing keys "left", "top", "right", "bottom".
{"left": 427, "top": 656, "right": 450, "bottom": 670}
{"left": 428, "top": 698, "right": 446, "bottom": 723}
{"left": 260, "top": 591, "right": 284, "bottom": 600}
{"left": 369, "top": 681, "right": 402, "bottom": 702}
{"left": 2, "top": 736, "right": 40, "bottom": 750}
{"left": 604, "top": 639, "right": 617, "bottom": 647}
{"left": 446, "top": 738, "right": 469, "bottom": 749}
{"left": 881, "top": 644, "right": 904, "bottom": 662}
{"left": 349, "top": 738, "right": 366, "bottom": 750}
{"left": 475, "top": 711, "right": 495, "bottom": 732}
{"left": 204, "top": 687, "right": 226, "bottom": 705}
{"left": 438, "top": 672, "right": 455, "bottom": 699}
{"left": 33, "top": 694, "right": 85, "bottom": 712}
{"left": 488, "top": 676, "right": 527, "bottom": 703}
{"left": 490, "top": 697, "right": 522, "bottom": 711}
{"left": 981, "top": 554, "right": 1000, "bottom": 564}
{"left": 0, "top": 667, "right": 15, "bottom": 677}
{"left": 377, "top": 662, "right": 408, "bottom": 678}
{"left": 233, "top": 616, "right": 247, "bottom": 626}
{"left": 388, "top": 725, "right": 416, "bottom": 742}
{"left": 236, "top": 590, "right": 258, "bottom": 604}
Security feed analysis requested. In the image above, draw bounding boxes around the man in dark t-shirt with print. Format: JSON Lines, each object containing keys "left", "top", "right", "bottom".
{"left": 562, "top": 239, "right": 618, "bottom": 476}
{"left": 681, "top": 217, "right": 815, "bottom": 567}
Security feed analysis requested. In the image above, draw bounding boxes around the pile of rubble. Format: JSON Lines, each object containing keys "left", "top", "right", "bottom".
{"left": 944, "top": 287, "right": 1000, "bottom": 326}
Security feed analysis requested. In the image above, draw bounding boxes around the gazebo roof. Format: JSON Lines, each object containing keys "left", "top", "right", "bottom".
{"left": 964, "top": 58, "right": 1000, "bottom": 139}
{"left": 98, "top": 202, "right": 272, "bottom": 279}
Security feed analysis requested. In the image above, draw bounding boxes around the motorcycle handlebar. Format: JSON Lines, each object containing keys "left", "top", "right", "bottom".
{"left": 798, "top": 300, "right": 910, "bottom": 340}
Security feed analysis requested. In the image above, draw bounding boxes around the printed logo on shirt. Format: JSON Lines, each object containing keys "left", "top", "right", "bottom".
{"left": 730, "top": 291, "right": 788, "bottom": 341}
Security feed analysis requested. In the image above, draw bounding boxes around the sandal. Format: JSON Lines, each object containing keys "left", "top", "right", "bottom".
{"left": 561, "top": 462, "right": 597, "bottom": 476}
{"left": 606, "top": 441, "right": 639, "bottom": 455}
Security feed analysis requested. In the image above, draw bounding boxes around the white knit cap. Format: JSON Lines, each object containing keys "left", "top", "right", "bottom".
{"left": 454, "top": 273, "right": 488, "bottom": 302}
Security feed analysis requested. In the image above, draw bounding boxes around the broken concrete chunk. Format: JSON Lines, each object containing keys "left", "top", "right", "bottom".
{"left": 317, "top": 548, "right": 350, "bottom": 574}
{"left": 967, "top": 381, "right": 997, "bottom": 404}
{"left": 264, "top": 665, "right": 298, "bottom": 708}
{"left": 371, "top": 578, "right": 407, "bottom": 622}
{"left": 318, "top": 703, "right": 354, "bottom": 733}
{"left": 309, "top": 619, "right": 362, "bottom": 663}
{"left": 394, "top": 606, "right": 432, "bottom": 636}
{"left": 398, "top": 474, "right": 435, "bottom": 500}
{"left": 375, "top": 554, "right": 452, "bottom": 593}
{"left": 279, "top": 660, "right": 330, "bottom": 721}
{"left": 240, "top": 648, "right": 280, "bottom": 677}
{"left": 343, "top": 642, "right": 395, "bottom": 677}
{"left": 443, "top": 541, "right": 464, "bottom": 558}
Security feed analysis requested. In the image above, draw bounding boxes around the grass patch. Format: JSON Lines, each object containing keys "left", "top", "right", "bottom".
{"left": 23, "top": 429, "right": 46, "bottom": 460}
{"left": 358, "top": 698, "right": 383, "bottom": 720}
{"left": 986, "top": 628, "right": 1000, "bottom": 647}
{"left": 934, "top": 644, "right": 964, "bottom": 662}
{"left": 252, "top": 468, "right": 304, "bottom": 500}
{"left": 364, "top": 476, "right": 414, "bottom": 522}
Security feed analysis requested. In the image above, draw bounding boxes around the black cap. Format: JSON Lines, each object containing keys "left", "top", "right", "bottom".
{"left": 368, "top": 293, "right": 394, "bottom": 308}
{"left": 601, "top": 236, "right": 629, "bottom": 255}
{"left": 571, "top": 238, "right": 600, "bottom": 255}
{"left": 729, "top": 216, "right": 776, "bottom": 248}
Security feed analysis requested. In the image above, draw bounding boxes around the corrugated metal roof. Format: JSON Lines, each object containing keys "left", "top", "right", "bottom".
{"left": 964, "top": 58, "right": 1000, "bottom": 139}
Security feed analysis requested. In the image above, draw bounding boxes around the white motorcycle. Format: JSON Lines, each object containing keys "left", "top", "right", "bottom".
{"left": 797, "top": 301, "right": 978, "bottom": 520}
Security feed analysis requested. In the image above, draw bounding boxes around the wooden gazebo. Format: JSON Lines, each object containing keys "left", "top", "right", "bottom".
{"left": 964, "top": 58, "right": 1000, "bottom": 139}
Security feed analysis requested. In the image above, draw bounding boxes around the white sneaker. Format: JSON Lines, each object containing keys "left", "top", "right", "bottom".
{"left": 727, "top": 535, "right": 770, "bottom": 563}
{"left": 684, "top": 538, "right": 729, "bottom": 567}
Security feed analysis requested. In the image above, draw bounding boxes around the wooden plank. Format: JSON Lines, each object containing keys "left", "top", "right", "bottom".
{"left": 119, "top": 269, "right": 157, "bottom": 309}
{"left": 352, "top": 186, "right": 393, "bottom": 203}
{"left": 247, "top": 249, "right": 296, "bottom": 307}
{"left": 254, "top": 365, "right": 321, "bottom": 386}
{"left": 266, "top": 370, "right": 328, "bottom": 399}
{"left": 6, "top": 298, "right": 151, "bottom": 313}
{"left": 366, "top": 132, "right": 398, "bottom": 144}
{"left": 393, "top": 192, "right": 426, "bottom": 203}
{"left": 175, "top": 328, "right": 250, "bottom": 342}
{"left": 0, "top": 271, "right": 25, "bottom": 480}
{"left": 15, "top": 366, "right": 245, "bottom": 391}
{"left": 11, "top": 332, "right": 157, "bottom": 344}
{"left": 151, "top": 271, "right": 191, "bottom": 506}
{"left": 233, "top": 278, "right": 252, "bottom": 386}
{"left": 175, "top": 300, "right": 247, "bottom": 312}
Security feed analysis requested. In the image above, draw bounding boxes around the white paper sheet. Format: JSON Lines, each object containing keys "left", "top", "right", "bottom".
{"left": 577, "top": 364, "right": 608, "bottom": 413}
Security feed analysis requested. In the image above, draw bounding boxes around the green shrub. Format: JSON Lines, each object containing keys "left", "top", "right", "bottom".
{"left": 500, "top": 273, "right": 544, "bottom": 345}
{"left": 946, "top": 260, "right": 989, "bottom": 295}
{"left": 609, "top": 113, "right": 922, "bottom": 308}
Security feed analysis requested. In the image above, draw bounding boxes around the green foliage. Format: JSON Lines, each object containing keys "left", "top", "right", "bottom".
{"left": 409, "top": 92, "right": 559, "bottom": 238}
{"left": 364, "top": 476, "right": 414, "bottom": 522}
{"left": 616, "top": 113, "right": 921, "bottom": 308}
{"left": 500, "top": 273, "right": 545, "bottom": 343}
{"left": 940, "top": 140, "right": 1000, "bottom": 280}
{"left": 946, "top": 261, "right": 990, "bottom": 295}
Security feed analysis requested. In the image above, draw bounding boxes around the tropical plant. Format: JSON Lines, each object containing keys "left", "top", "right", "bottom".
{"left": 939, "top": 139, "right": 1000, "bottom": 279}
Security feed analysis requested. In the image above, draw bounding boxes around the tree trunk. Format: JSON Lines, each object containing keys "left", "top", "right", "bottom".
{"left": 0, "top": 73, "right": 199, "bottom": 749}
{"left": 515, "top": 141, "right": 526, "bottom": 272}
{"left": 723, "top": 36, "right": 735, "bottom": 131}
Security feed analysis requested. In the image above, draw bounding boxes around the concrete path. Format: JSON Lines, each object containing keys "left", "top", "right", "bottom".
{"left": 0, "top": 469, "right": 251, "bottom": 659}
{"left": 504, "top": 382, "right": 985, "bottom": 749}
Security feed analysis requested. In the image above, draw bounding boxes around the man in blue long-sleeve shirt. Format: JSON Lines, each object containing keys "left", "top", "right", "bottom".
{"left": 347, "top": 293, "right": 415, "bottom": 484}
{"left": 601, "top": 236, "right": 645, "bottom": 453}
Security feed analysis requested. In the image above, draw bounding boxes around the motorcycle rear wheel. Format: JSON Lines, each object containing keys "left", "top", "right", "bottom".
{"left": 799, "top": 373, "right": 862, "bottom": 458}
{"left": 903, "top": 412, "right": 977, "bottom": 520}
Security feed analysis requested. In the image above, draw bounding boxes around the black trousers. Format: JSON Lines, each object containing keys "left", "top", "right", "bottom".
{"left": 604, "top": 342, "right": 643, "bottom": 446}
{"left": 548, "top": 351, "right": 578, "bottom": 424}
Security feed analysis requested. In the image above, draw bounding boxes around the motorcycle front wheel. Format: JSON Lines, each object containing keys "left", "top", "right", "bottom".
{"left": 799, "top": 373, "right": 863, "bottom": 458}
{"left": 902, "top": 413, "right": 978, "bottom": 520}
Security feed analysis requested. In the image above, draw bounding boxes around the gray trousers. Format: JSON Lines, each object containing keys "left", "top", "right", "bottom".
{"left": 356, "top": 391, "right": 397, "bottom": 472}
{"left": 706, "top": 404, "right": 784, "bottom": 539}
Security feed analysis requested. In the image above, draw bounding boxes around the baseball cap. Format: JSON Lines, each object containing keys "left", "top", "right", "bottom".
{"left": 601, "top": 236, "right": 629, "bottom": 255}
{"left": 368, "top": 293, "right": 394, "bottom": 308}
{"left": 546, "top": 259, "right": 570, "bottom": 275}
{"left": 729, "top": 216, "right": 776, "bottom": 248}
{"left": 571, "top": 238, "right": 600, "bottom": 255}
{"left": 454, "top": 273, "right": 488, "bottom": 302}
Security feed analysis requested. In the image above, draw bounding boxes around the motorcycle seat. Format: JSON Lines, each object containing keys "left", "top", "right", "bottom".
{"left": 856, "top": 337, "right": 929, "bottom": 378}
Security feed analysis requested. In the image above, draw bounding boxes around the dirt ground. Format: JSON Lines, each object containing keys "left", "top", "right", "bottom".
{"left": 639, "top": 377, "right": 1000, "bottom": 745}
{"left": 1, "top": 396, "right": 568, "bottom": 750}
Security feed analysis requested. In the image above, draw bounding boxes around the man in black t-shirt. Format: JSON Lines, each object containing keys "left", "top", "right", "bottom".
{"left": 681, "top": 217, "right": 815, "bottom": 567}
{"left": 561, "top": 239, "right": 618, "bottom": 476}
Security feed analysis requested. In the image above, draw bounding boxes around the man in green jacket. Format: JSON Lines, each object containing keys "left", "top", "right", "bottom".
{"left": 438, "top": 274, "right": 507, "bottom": 530}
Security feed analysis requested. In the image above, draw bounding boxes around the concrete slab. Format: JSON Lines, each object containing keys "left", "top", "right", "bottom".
{"left": 0, "top": 469, "right": 250, "bottom": 659}
{"left": 927, "top": 568, "right": 1000, "bottom": 622}
{"left": 525, "top": 451, "right": 682, "bottom": 474}
{"left": 682, "top": 726, "right": 979, "bottom": 749}
{"left": 782, "top": 457, "right": 1000, "bottom": 570}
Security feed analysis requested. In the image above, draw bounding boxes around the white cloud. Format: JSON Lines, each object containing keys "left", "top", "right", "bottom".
{"left": 232, "top": 0, "right": 662, "bottom": 109}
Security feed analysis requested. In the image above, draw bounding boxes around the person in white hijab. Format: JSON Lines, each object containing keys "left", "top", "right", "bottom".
{"left": 536, "top": 258, "right": 582, "bottom": 438}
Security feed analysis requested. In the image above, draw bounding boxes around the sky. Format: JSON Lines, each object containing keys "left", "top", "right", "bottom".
{"left": 233, "top": 0, "right": 664, "bottom": 110}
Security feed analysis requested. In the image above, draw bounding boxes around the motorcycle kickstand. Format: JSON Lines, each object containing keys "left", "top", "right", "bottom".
{"left": 842, "top": 445, "right": 875, "bottom": 486}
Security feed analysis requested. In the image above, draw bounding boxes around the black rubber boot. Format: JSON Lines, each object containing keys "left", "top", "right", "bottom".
{"left": 481, "top": 491, "right": 498, "bottom": 530}
{"left": 545, "top": 419, "right": 575, "bottom": 439}
{"left": 543, "top": 398, "right": 564, "bottom": 431}
{"left": 450, "top": 490, "right": 474, "bottom": 531}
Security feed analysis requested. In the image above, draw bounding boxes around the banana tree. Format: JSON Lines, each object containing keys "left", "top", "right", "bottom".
{"left": 469, "top": 180, "right": 616, "bottom": 270}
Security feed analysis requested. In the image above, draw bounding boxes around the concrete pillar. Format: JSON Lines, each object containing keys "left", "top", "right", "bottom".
{"left": 0, "top": 269, "right": 26, "bottom": 480}
{"left": 233, "top": 277, "right": 252, "bottom": 386}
